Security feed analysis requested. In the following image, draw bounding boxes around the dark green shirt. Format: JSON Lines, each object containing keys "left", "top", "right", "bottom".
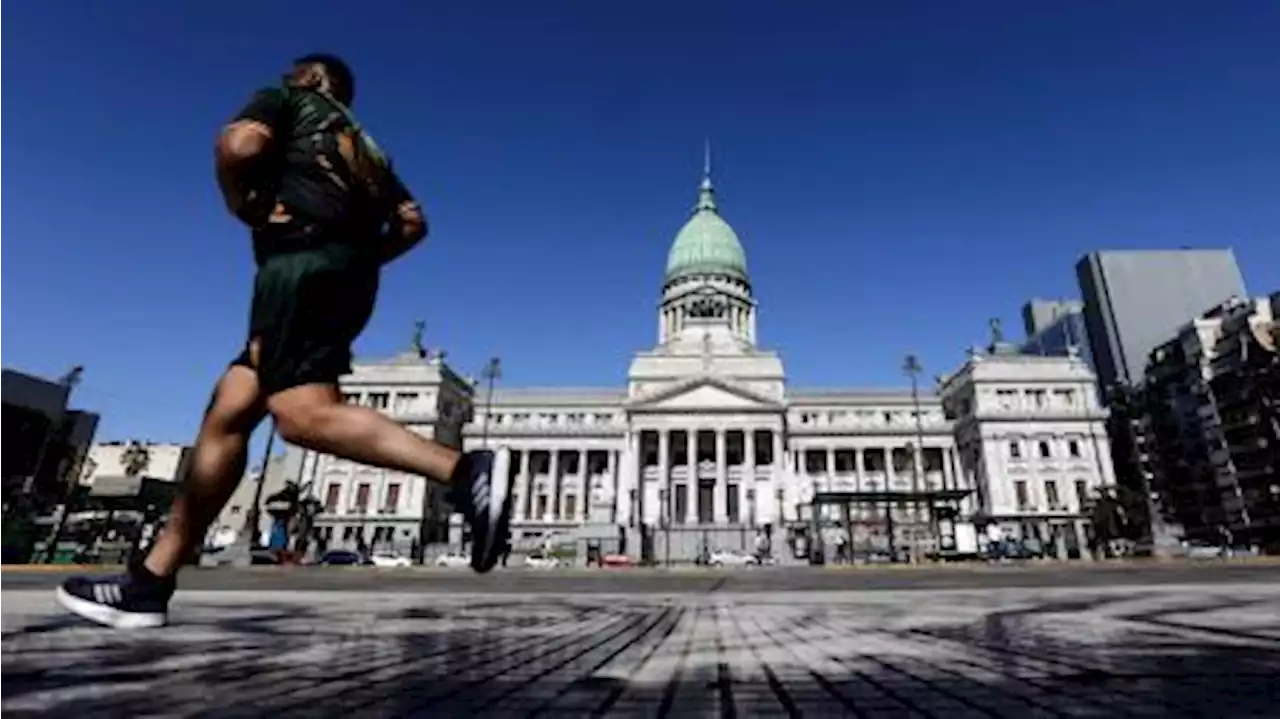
{"left": 234, "top": 87, "right": 410, "bottom": 262}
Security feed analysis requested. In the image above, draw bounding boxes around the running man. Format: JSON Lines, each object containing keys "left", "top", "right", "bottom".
{"left": 56, "top": 54, "right": 512, "bottom": 629}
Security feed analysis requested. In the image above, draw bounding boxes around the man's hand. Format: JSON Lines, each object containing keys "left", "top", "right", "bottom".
{"left": 378, "top": 199, "right": 429, "bottom": 265}
{"left": 216, "top": 120, "right": 275, "bottom": 226}
{"left": 395, "top": 201, "right": 426, "bottom": 242}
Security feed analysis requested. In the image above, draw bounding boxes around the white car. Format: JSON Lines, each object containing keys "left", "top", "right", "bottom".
{"left": 709, "top": 550, "right": 759, "bottom": 567}
{"left": 434, "top": 552, "right": 470, "bottom": 568}
{"left": 370, "top": 552, "right": 411, "bottom": 568}
{"left": 524, "top": 553, "right": 561, "bottom": 569}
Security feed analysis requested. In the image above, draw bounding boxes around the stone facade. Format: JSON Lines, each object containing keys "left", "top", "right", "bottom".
{"left": 939, "top": 346, "right": 1115, "bottom": 558}
{"left": 294, "top": 165, "right": 1116, "bottom": 562}
{"left": 297, "top": 356, "right": 476, "bottom": 554}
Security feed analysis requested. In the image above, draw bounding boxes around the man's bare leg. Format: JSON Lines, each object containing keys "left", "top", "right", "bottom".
{"left": 143, "top": 380, "right": 463, "bottom": 580}
{"left": 143, "top": 365, "right": 267, "bottom": 577}
{"left": 263, "top": 383, "right": 509, "bottom": 574}
{"left": 56, "top": 358, "right": 510, "bottom": 628}
{"left": 266, "top": 383, "right": 461, "bottom": 481}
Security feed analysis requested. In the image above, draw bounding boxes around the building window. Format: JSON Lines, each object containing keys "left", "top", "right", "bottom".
{"left": 1075, "top": 480, "right": 1089, "bottom": 508}
{"left": 563, "top": 495, "right": 577, "bottom": 520}
{"left": 354, "top": 483, "right": 371, "bottom": 513}
{"left": 996, "top": 390, "right": 1017, "bottom": 410}
{"left": 393, "top": 393, "right": 418, "bottom": 414}
{"left": 384, "top": 483, "right": 401, "bottom": 513}
{"left": 1045, "top": 481, "right": 1060, "bottom": 509}
{"left": 1068, "top": 440, "right": 1081, "bottom": 458}
{"left": 1038, "top": 441, "right": 1051, "bottom": 459}
{"left": 726, "top": 484, "right": 740, "bottom": 523}
{"left": 366, "top": 393, "right": 390, "bottom": 410}
{"left": 324, "top": 483, "right": 341, "bottom": 512}
{"left": 1009, "top": 441, "right": 1022, "bottom": 460}
{"left": 698, "top": 481, "right": 714, "bottom": 524}
{"left": 674, "top": 484, "right": 688, "bottom": 524}
{"left": 753, "top": 430, "right": 774, "bottom": 466}
{"left": 536, "top": 494, "right": 548, "bottom": 518}
{"left": 1015, "top": 480, "right": 1030, "bottom": 510}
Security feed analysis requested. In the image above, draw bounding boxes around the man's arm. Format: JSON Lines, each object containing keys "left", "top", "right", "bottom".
{"left": 216, "top": 89, "right": 285, "bottom": 225}
{"left": 376, "top": 170, "right": 429, "bottom": 265}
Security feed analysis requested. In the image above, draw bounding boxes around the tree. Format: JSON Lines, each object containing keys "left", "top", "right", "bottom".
{"left": 120, "top": 441, "right": 151, "bottom": 479}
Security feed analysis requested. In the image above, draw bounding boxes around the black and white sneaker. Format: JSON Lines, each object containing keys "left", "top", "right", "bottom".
{"left": 55, "top": 570, "right": 173, "bottom": 629}
{"left": 448, "top": 449, "right": 513, "bottom": 573}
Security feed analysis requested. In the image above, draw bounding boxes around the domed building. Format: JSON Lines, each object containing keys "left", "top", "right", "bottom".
{"left": 296, "top": 159, "right": 1116, "bottom": 565}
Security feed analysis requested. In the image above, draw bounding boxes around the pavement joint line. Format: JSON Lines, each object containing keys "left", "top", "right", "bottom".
{"left": 5, "top": 582, "right": 1278, "bottom": 716}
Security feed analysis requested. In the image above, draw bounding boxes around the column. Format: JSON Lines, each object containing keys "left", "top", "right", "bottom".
{"left": 885, "top": 445, "right": 898, "bottom": 487}
{"left": 606, "top": 449, "right": 617, "bottom": 523}
{"left": 619, "top": 434, "right": 636, "bottom": 526}
{"left": 658, "top": 430, "right": 670, "bottom": 525}
{"left": 772, "top": 430, "right": 784, "bottom": 513}
{"left": 548, "top": 449, "right": 559, "bottom": 521}
{"left": 941, "top": 448, "right": 954, "bottom": 492}
{"left": 579, "top": 450, "right": 589, "bottom": 522}
{"left": 714, "top": 429, "right": 728, "bottom": 523}
{"left": 826, "top": 448, "right": 836, "bottom": 489}
{"left": 855, "top": 448, "right": 867, "bottom": 520}
{"left": 778, "top": 440, "right": 788, "bottom": 516}
{"left": 686, "top": 429, "right": 698, "bottom": 523}
{"left": 744, "top": 430, "right": 756, "bottom": 525}
{"left": 1075, "top": 519, "right": 1095, "bottom": 561}
{"left": 518, "top": 449, "right": 531, "bottom": 521}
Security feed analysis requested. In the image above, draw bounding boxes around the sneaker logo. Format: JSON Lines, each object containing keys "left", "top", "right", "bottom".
{"left": 92, "top": 583, "right": 124, "bottom": 606}
{"left": 471, "top": 474, "right": 490, "bottom": 511}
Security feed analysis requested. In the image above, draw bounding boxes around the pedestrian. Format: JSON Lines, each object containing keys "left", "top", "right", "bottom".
{"left": 56, "top": 54, "right": 513, "bottom": 630}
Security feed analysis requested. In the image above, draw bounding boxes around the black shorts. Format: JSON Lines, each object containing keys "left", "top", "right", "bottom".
{"left": 232, "top": 244, "right": 379, "bottom": 396}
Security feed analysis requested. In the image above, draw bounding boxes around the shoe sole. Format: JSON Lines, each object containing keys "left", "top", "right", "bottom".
{"left": 472, "top": 448, "right": 513, "bottom": 574}
{"left": 55, "top": 586, "right": 167, "bottom": 629}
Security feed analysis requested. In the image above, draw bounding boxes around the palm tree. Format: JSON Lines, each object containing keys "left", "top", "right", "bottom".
{"left": 120, "top": 441, "right": 151, "bottom": 479}
{"left": 117, "top": 441, "right": 152, "bottom": 561}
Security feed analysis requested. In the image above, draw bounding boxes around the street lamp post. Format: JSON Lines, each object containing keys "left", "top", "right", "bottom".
{"left": 903, "top": 354, "right": 926, "bottom": 564}
{"left": 242, "top": 420, "right": 278, "bottom": 547}
{"left": 480, "top": 357, "right": 502, "bottom": 448}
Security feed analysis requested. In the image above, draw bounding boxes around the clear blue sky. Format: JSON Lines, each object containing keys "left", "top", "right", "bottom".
{"left": 5, "top": 2, "right": 1279, "bottom": 448}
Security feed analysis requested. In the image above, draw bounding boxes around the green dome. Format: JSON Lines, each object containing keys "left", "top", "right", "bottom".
{"left": 664, "top": 177, "right": 748, "bottom": 283}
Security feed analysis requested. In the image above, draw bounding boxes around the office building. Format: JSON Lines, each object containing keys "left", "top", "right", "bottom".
{"left": 1076, "top": 249, "right": 1247, "bottom": 389}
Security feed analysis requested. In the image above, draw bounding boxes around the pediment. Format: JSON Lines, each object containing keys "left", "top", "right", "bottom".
{"left": 630, "top": 376, "right": 779, "bottom": 412}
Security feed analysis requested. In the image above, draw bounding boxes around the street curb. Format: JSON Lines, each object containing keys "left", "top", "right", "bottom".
{"left": 1, "top": 565, "right": 115, "bottom": 573}
{"left": 824, "top": 557, "right": 1280, "bottom": 570}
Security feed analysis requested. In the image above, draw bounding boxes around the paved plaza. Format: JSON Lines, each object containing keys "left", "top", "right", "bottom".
{"left": 3, "top": 571, "right": 1279, "bottom": 717}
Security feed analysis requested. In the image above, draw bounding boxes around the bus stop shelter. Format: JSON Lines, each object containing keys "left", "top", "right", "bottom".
{"left": 800, "top": 489, "right": 974, "bottom": 563}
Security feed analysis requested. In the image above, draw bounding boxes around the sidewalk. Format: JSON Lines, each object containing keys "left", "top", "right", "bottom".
{"left": 5, "top": 581, "right": 1277, "bottom": 716}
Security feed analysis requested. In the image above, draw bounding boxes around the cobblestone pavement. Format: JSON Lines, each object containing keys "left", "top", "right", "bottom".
{"left": 4, "top": 583, "right": 1278, "bottom": 718}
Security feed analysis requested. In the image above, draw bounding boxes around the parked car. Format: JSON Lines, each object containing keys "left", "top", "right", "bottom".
{"left": 317, "top": 550, "right": 371, "bottom": 566}
{"left": 370, "top": 552, "right": 411, "bottom": 568}
{"left": 434, "top": 552, "right": 470, "bottom": 569}
{"left": 524, "top": 552, "right": 561, "bottom": 569}
{"left": 709, "top": 549, "right": 759, "bottom": 567}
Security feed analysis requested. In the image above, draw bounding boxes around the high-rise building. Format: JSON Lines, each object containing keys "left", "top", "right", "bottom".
{"left": 1020, "top": 299, "right": 1094, "bottom": 372}
{"left": 1076, "top": 249, "right": 1248, "bottom": 389}
{"left": 1022, "top": 299, "right": 1083, "bottom": 337}
{"left": 1136, "top": 296, "right": 1277, "bottom": 547}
